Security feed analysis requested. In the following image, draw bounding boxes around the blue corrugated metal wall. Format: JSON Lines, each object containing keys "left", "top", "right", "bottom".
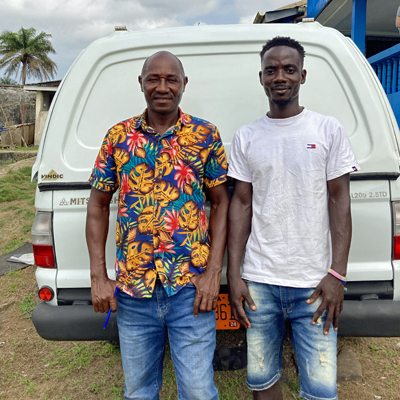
{"left": 307, "top": 0, "right": 330, "bottom": 18}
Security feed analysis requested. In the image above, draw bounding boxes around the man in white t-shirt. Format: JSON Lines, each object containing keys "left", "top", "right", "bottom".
{"left": 227, "top": 36, "right": 359, "bottom": 400}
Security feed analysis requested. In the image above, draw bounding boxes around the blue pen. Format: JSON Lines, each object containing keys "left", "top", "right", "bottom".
{"left": 103, "top": 286, "right": 119, "bottom": 329}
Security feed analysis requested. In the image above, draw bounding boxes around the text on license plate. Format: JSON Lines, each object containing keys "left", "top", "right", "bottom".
{"left": 215, "top": 294, "right": 240, "bottom": 330}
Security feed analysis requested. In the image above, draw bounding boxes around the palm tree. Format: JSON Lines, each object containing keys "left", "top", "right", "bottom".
{"left": 0, "top": 27, "right": 57, "bottom": 85}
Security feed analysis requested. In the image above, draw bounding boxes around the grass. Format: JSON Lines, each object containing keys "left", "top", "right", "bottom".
{"left": 19, "top": 293, "right": 40, "bottom": 319}
{"left": 0, "top": 166, "right": 36, "bottom": 203}
{"left": 1, "top": 238, "right": 25, "bottom": 254}
{"left": 0, "top": 165, "right": 36, "bottom": 254}
{"left": 14, "top": 146, "right": 38, "bottom": 152}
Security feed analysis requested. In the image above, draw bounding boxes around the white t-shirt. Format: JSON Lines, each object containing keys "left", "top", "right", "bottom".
{"left": 228, "top": 108, "right": 360, "bottom": 288}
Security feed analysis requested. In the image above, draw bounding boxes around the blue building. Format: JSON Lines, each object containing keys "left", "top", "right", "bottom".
{"left": 308, "top": 0, "right": 400, "bottom": 124}
{"left": 254, "top": 0, "right": 400, "bottom": 123}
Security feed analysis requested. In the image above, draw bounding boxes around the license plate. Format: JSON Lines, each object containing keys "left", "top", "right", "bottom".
{"left": 215, "top": 294, "right": 240, "bottom": 330}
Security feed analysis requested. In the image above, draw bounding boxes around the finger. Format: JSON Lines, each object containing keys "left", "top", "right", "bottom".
{"left": 307, "top": 288, "right": 321, "bottom": 304}
{"left": 244, "top": 292, "right": 257, "bottom": 311}
{"left": 333, "top": 305, "right": 341, "bottom": 331}
{"left": 204, "top": 296, "right": 215, "bottom": 313}
{"left": 198, "top": 297, "right": 210, "bottom": 313}
{"left": 212, "top": 297, "right": 218, "bottom": 310}
{"left": 232, "top": 303, "right": 251, "bottom": 328}
{"left": 323, "top": 308, "right": 334, "bottom": 335}
{"left": 193, "top": 291, "right": 202, "bottom": 317}
{"left": 110, "top": 296, "right": 118, "bottom": 313}
{"left": 311, "top": 303, "right": 326, "bottom": 325}
{"left": 101, "top": 299, "right": 110, "bottom": 314}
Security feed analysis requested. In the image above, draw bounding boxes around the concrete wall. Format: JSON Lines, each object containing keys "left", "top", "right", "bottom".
{"left": 0, "top": 85, "right": 36, "bottom": 127}
{"left": 34, "top": 110, "right": 48, "bottom": 146}
{"left": 0, "top": 124, "right": 35, "bottom": 146}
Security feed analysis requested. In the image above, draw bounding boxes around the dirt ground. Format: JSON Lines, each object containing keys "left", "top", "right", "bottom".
{"left": 1, "top": 265, "right": 400, "bottom": 400}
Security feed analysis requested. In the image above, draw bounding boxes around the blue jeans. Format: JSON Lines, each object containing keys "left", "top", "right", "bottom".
{"left": 245, "top": 282, "right": 338, "bottom": 400}
{"left": 116, "top": 280, "right": 219, "bottom": 400}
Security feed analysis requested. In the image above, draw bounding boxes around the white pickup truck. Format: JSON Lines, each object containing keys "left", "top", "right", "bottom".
{"left": 31, "top": 21, "right": 400, "bottom": 349}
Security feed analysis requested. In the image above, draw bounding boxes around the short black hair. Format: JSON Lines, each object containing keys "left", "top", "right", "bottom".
{"left": 260, "top": 36, "right": 305, "bottom": 62}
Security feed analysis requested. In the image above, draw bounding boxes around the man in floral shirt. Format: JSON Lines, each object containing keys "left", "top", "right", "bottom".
{"left": 86, "top": 51, "right": 229, "bottom": 400}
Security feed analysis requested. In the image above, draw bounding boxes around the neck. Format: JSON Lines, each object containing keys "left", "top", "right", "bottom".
{"left": 146, "top": 109, "right": 180, "bottom": 134}
{"left": 267, "top": 102, "right": 303, "bottom": 119}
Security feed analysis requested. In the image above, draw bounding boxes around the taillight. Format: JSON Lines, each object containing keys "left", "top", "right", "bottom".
{"left": 31, "top": 212, "right": 56, "bottom": 268}
{"left": 394, "top": 203, "right": 400, "bottom": 260}
{"left": 39, "top": 286, "right": 54, "bottom": 301}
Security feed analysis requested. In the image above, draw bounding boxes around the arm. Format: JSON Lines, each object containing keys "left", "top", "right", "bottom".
{"left": 396, "top": 16, "right": 400, "bottom": 28}
{"left": 227, "top": 179, "right": 256, "bottom": 328}
{"left": 307, "top": 173, "right": 351, "bottom": 334}
{"left": 191, "top": 182, "right": 230, "bottom": 316}
{"left": 86, "top": 187, "right": 120, "bottom": 313}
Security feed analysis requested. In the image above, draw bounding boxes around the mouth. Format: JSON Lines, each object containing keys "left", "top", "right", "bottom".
{"left": 154, "top": 97, "right": 173, "bottom": 102}
{"left": 272, "top": 87, "right": 289, "bottom": 93}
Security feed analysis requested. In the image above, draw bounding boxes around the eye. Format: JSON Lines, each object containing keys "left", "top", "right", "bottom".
{"left": 168, "top": 78, "right": 178, "bottom": 83}
{"left": 286, "top": 68, "right": 295, "bottom": 74}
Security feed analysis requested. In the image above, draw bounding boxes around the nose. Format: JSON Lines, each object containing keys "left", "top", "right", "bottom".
{"left": 156, "top": 78, "right": 169, "bottom": 93}
{"left": 273, "top": 69, "right": 287, "bottom": 82}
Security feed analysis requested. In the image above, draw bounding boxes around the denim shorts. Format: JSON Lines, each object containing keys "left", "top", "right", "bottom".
{"left": 245, "top": 281, "right": 338, "bottom": 400}
{"left": 117, "top": 280, "right": 218, "bottom": 400}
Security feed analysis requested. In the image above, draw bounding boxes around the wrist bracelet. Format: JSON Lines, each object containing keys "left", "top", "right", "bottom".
{"left": 327, "top": 268, "right": 347, "bottom": 286}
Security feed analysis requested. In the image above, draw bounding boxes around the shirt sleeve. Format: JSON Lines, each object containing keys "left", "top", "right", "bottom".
{"left": 326, "top": 124, "right": 360, "bottom": 181}
{"left": 227, "top": 130, "right": 252, "bottom": 183}
{"left": 89, "top": 130, "right": 119, "bottom": 193}
{"left": 397, "top": 6, "right": 400, "bottom": 16}
{"left": 203, "top": 127, "right": 228, "bottom": 188}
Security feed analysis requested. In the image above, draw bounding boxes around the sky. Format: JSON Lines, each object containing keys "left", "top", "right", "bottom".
{"left": 0, "top": 0, "right": 293, "bottom": 83}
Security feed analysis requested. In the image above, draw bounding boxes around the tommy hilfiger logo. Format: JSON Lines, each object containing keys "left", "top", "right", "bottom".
{"left": 352, "top": 166, "right": 358, "bottom": 171}
{"left": 307, "top": 144, "right": 316, "bottom": 149}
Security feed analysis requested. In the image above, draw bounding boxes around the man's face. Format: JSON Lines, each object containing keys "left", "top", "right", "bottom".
{"left": 259, "top": 46, "right": 306, "bottom": 107}
{"left": 139, "top": 53, "right": 188, "bottom": 116}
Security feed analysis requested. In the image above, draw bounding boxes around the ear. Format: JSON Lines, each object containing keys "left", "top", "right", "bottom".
{"left": 183, "top": 76, "right": 188, "bottom": 92}
{"left": 259, "top": 71, "right": 263, "bottom": 86}
{"left": 301, "top": 69, "right": 307, "bottom": 85}
{"left": 138, "top": 75, "right": 143, "bottom": 92}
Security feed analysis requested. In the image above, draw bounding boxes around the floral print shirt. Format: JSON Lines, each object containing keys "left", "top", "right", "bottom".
{"left": 89, "top": 109, "right": 228, "bottom": 298}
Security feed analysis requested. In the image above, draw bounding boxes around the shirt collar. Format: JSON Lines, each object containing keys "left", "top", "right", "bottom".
{"left": 134, "top": 108, "right": 190, "bottom": 134}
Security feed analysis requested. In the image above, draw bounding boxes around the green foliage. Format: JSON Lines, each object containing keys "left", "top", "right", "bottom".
{"left": 0, "top": 27, "right": 57, "bottom": 85}
{"left": 19, "top": 293, "right": 40, "bottom": 319}
{"left": 0, "top": 76, "right": 18, "bottom": 85}
{"left": 0, "top": 167, "right": 36, "bottom": 203}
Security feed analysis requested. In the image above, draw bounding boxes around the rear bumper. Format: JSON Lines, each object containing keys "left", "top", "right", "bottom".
{"left": 32, "top": 299, "right": 400, "bottom": 341}
{"left": 32, "top": 302, "right": 119, "bottom": 341}
{"left": 339, "top": 300, "right": 400, "bottom": 336}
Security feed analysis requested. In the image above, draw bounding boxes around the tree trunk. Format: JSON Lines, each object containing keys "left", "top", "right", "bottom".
{"left": 21, "top": 61, "right": 27, "bottom": 85}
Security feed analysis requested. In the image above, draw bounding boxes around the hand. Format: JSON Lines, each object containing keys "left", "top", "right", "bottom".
{"left": 307, "top": 274, "right": 344, "bottom": 335}
{"left": 91, "top": 276, "right": 121, "bottom": 314}
{"left": 228, "top": 276, "right": 256, "bottom": 328}
{"left": 190, "top": 268, "right": 221, "bottom": 317}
